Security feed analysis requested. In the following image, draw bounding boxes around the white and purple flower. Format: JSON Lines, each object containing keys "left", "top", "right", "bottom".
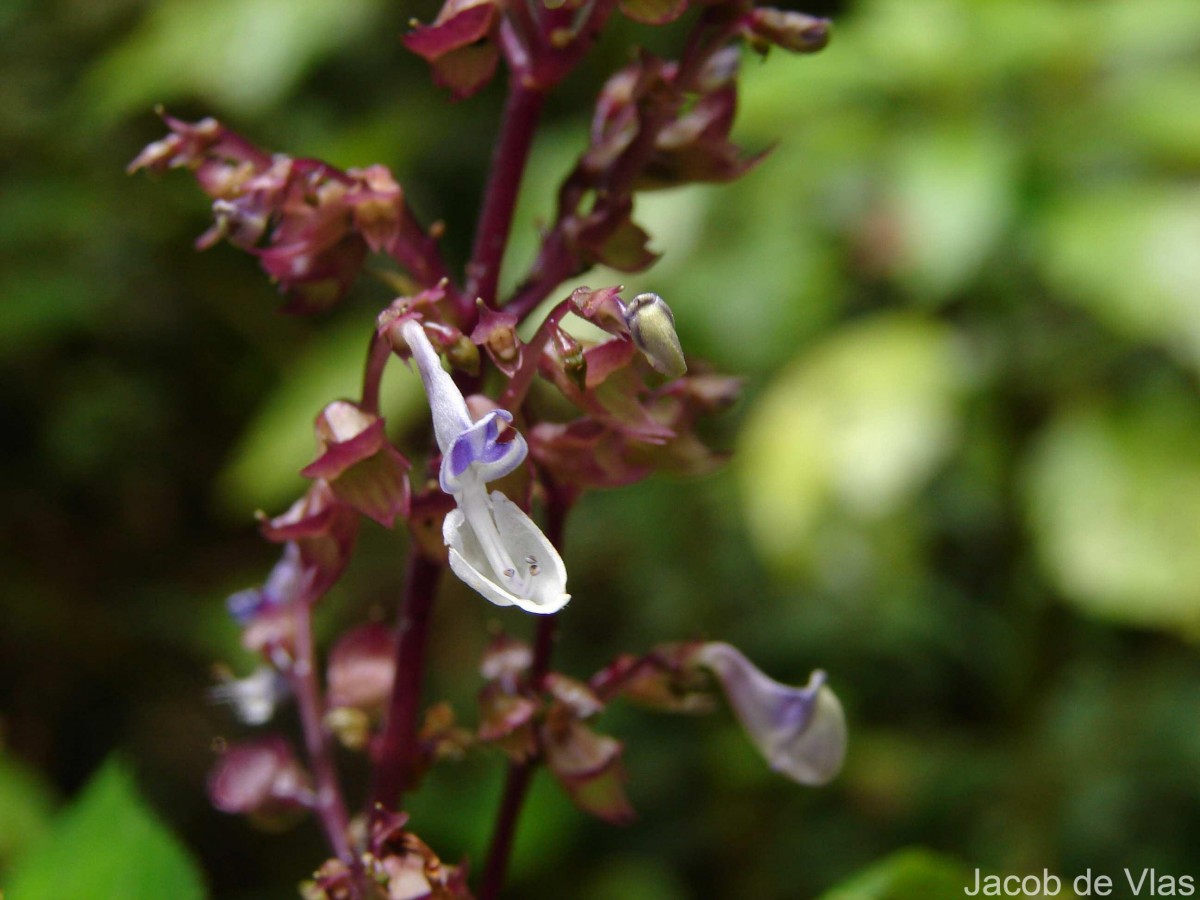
{"left": 402, "top": 319, "right": 569, "bottom": 614}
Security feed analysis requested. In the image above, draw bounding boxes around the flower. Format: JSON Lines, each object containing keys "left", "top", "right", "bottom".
{"left": 208, "top": 665, "right": 290, "bottom": 725}
{"left": 693, "top": 642, "right": 846, "bottom": 786}
{"left": 401, "top": 319, "right": 570, "bottom": 614}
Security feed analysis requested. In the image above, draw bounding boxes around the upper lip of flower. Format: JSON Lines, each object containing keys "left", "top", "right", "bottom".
{"left": 401, "top": 319, "right": 570, "bottom": 614}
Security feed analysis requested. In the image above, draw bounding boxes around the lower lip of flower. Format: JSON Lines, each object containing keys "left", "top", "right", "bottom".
{"left": 457, "top": 481, "right": 541, "bottom": 599}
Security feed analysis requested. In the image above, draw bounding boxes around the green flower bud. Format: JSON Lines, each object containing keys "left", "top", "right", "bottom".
{"left": 623, "top": 292, "right": 687, "bottom": 378}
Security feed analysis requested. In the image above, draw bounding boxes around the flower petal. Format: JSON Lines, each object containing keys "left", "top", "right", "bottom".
{"left": 401, "top": 319, "right": 472, "bottom": 454}
{"left": 444, "top": 507, "right": 515, "bottom": 608}
{"left": 441, "top": 409, "right": 528, "bottom": 492}
{"left": 442, "top": 493, "right": 570, "bottom": 614}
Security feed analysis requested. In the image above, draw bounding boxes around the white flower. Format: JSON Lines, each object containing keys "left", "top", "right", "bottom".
{"left": 207, "top": 666, "right": 290, "bottom": 725}
{"left": 694, "top": 642, "right": 846, "bottom": 785}
{"left": 402, "top": 319, "right": 570, "bottom": 614}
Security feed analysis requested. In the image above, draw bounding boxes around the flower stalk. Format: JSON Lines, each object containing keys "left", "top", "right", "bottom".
{"left": 466, "top": 78, "right": 546, "bottom": 312}
{"left": 289, "top": 597, "right": 357, "bottom": 868}
{"left": 370, "top": 552, "right": 443, "bottom": 816}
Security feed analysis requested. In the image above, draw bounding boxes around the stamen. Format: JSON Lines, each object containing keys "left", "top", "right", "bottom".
{"left": 525, "top": 555, "right": 540, "bottom": 576}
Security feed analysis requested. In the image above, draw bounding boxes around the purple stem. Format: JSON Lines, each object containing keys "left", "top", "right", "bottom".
{"left": 361, "top": 330, "right": 391, "bottom": 416}
{"left": 289, "top": 599, "right": 357, "bottom": 871}
{"left": 504, "top": 13, "right": 741, "bottom": 325}
{"left": 505, "top": 234, "right": 577, "bottom": 322}
{"left": 370, "top": 551, "right": 443, "bottom": 815}
{"left": 478, "top": 491, "right": 569, "bottom": 900}
{"left": 393, "top": 206, "right": 457, "bottom": 294}
{"left": 465, "top": 78, "right": 546, "bottom": 314}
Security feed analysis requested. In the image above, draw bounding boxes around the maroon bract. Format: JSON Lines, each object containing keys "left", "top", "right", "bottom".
{"left": 208, "top": 736, "right": 312, "bottom": 820}
{"left": 541, "top": 712, "right": 635, "bottom": 825}
{"left": 404, "top": 0, "right": 501, "bottom": 99}
{"left": 259, "top": 480, "right": 360, "bottom": 600}
{"left": 302, "top": 401, "right": 411, "bottom": 528}
{"left": 326, "top": 623, "right": 397, "bottom": 714}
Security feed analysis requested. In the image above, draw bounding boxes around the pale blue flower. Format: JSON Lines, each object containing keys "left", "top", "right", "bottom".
{"left": 695, "top": 642, "right": 846, "bottom": 785}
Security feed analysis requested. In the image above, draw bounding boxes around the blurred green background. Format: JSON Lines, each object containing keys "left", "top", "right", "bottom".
{"left": 3, "top": 0, "right": 1200, "bottom": 897}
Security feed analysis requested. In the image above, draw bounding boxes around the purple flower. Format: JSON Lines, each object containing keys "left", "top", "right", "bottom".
{"left": 694, "top": 642, "right": 846, "bottom": 785}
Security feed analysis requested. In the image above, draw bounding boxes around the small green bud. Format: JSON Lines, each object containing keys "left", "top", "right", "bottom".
{"left": 624, "top": 292, "right": 687, "bottom": 378}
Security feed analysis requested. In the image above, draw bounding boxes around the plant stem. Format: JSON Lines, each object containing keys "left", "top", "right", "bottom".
{"left": 361, "top": 330, "right": 391, "bottom": 416}
{"left": 370, "top": 551, "right": 442, "bottom": 815}
{"left": 290, "top": 600, "right": 356, "bottom": 868}
{"left": 478, "top": 492, "right": 569, "bottom": 900}
{"left": 466, "top": 78, "right": 546, "bottom": 313}
{"left": 498, "top": 298, "right": 570, "bottom": 409}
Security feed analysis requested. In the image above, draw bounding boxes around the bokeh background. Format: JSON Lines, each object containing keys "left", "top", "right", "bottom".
{"left": 3, "top": 0, "right": 1200, "bottom": 897}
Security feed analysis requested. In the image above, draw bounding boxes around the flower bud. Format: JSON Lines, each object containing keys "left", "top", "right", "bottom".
{"left": 324, "top": 706, "right": 372, "bottom": 751}
{"left": 471, "top": 303, "right": 521, "bottom": 375}
{"left": 227, "top": 543, "right": 308, "bottom": 658}
{"left": 745, "top": 9, "right": 832, "bottom": 54}
{"left": 552, "top": 327, "right": 588, "bottom": 392}
{"left": 479, "top": 633, "right": 533, "bottom": 688}
{"left": 420, "top": 702, "right": 474, "bottom": 763}
{"left": 568, "top": 285, "right": 628, "bottom": 334}
{"left": 544, "top": 673, "right": 604, "bottom": 718}
{"left": 623, "top": 292, "right": 687, "bottom": 378}
{"left": 477, "top": 681, "right": 539, "bottom": 762}
{"left": 259, "top": 481, "right": 360, "bottom": 601}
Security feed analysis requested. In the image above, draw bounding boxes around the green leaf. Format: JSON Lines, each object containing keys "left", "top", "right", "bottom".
{"left": 1036, "top": 186, "right": 1200, "bottom": 370}
{"left": 818, "top": 848, "right": 972, "bottom": 900}
{"left": 0, "top": 751, "right": 57, "bottom": 875}
{"left": 6, "top": 757, "right": 206, "bottom": 900}
{"left": 737, "top": 314, "right": 968, "bottom": 569}
{"left": 1024, "top": 398, "right": 1200, "bottom": 636}
{"left": 82, "top": 0, "right": 380, "bottom": 122}
{"left": 885, "top": 123, "right": 1016, "bottom": 302}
